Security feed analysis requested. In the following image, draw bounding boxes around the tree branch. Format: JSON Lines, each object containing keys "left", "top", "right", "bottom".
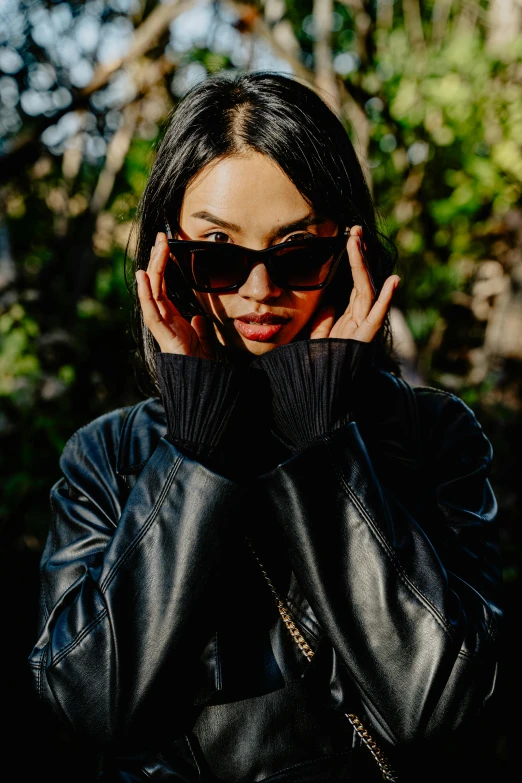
{"left": 430, "top": 0, "right": 453, "bottom": 48}
{"left": 90, "top": 103, "right": 140, "bottom": 214}
{"left": 242, "top": 2, "right": 372, "bottom": 174}
{"left": 402, "top": 0, "right": 426, "bottom": 51}
{"left": 83, "top": 0, "right": 193, "bottom": 95}
{"left": 0, "top": 0, "right": 192, "bottom": 182}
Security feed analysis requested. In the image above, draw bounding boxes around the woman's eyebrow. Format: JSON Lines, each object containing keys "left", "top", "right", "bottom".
{"left": 190, "top": 211, "right": 324, "bottom": 239}
{"left": 267, "top": 214, "right": 324, "bottom": 242}
{"left": 190, "top": 212, "right": 241, "bottom": 232}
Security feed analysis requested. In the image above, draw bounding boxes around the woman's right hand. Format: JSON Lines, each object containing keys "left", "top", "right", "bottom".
{"left": 136, "top": 232, "right": 217, "bottom": 359}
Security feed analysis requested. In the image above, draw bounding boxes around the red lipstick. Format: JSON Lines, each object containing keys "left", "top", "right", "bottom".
{"left": 234, "top": 312, "right": 290, "bottom": 342}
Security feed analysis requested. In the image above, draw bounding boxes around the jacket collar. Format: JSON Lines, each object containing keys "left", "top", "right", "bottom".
{"left": 356, "top": 367, "right": 421, "bottom": 475}
{"left": 116, "top": 396, "right": 166, "bottom": 476}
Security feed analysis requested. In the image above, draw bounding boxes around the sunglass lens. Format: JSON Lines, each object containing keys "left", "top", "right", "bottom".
{"left": 273, "top": 242, "right": 337, "bottom": 287}
{"left": 187, "top": 246, "right": 246, "bottom": 290}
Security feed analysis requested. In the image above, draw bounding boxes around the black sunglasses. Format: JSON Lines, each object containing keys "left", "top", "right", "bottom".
{"left": 164, "top": 223, "right": 349, "bottom": 293}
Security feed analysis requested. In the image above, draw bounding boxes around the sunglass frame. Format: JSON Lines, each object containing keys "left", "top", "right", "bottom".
{"left": 164, "top": 230, "right": 350, "bottom": 293}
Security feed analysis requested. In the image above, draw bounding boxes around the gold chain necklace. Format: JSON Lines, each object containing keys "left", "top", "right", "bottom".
{"left": 245, "top": 536, "right": 398, "bottom": 782}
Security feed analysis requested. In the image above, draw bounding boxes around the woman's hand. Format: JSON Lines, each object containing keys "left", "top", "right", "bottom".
{"left": 136, "top": 232, "right": 216, "bottom": 359}
{"left": 309, "top": 225, "right": 400, "bottom": 341}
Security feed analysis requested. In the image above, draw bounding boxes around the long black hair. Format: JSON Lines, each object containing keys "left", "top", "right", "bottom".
{"left": 127, "top": 71, "right": 401, "bottom": 393}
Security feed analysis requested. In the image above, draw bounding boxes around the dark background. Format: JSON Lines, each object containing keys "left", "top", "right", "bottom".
{"left": 1, "top": 1, "right": 521, "bottom": 779}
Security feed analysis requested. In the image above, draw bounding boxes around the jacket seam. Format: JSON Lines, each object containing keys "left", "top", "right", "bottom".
{"left": 327, "top": 442, "right": 454, "bottom": 638}
{"left": 99, "top": 452, "right": 183, "bottom": 593}
{"left": 183, "top": 735, "right": 202, "bottom": 775}
{"left": 29, "top": 657, "right": 43, "bottom": 703}
{"left": 39, "top": 573, "right": 50, "bottom": 623}
{"left": 485, "top": 610, "right": 498, "bottom": 642}
{"left": 51, "top": 608, "right": 109, "bottom": 667}
{"left": 32, "top": 647, "right": 43, "bottom": 698}
{"left": 214, "top": 630, "right": 222, "bottom": 690}
{"left": 456, "top": 648, "right": 477, "bottom": 660}
{"left": 39, "top": 647, "right": 47, "bottom": 697}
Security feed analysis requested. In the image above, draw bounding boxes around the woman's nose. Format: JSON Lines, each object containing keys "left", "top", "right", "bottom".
{"left": 237, "top": 262, "right": 282, "bottom": 301}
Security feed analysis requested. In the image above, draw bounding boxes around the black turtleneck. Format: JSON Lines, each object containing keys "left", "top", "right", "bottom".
{"left": 156, "top": 338, "right": 371, "bottom": 483}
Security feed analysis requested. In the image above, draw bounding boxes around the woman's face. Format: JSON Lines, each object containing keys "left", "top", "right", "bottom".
{"left": 178, "top": 152, "right": 338, "bottom": 356}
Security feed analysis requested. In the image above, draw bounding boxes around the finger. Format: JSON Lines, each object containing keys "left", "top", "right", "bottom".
{"left": 309, "top": 304, "right": 335, "bottom": 339}
{"left": 147, "top": 233, "right": 169, "bottom": 301}
{"left": 161, "top": 273, "right": 184, "bottom": 325}
{"left": 329, "top": 313, "right": 359, "bottom": 340}
{"left": 149, "top": 237, "right": 169, "bottom": 297}
{"left": 136, "top": 270, "right": 181, "bottom": 352}
{"left": 346, "top": 233, "right": 374, "bottom": 305}
{"left": 191, "top": 315, "right": 215, "bottom": 359}
{"left": 346, "top": 282, "right": 358, "bottom": 312}
{"left": 148, "top": 235, "right": 178, "bottom": 323}
{"left": 350, "top": 225, "right": 368, "bottom": 255}
{"left": 148, "top": 231, "right": 161, "bottom": 265}
{"left": 147, "top": 232, "right": 161, "bottom": 268}
{"left": 354, "top": 275, "right": 400, "bottom": 342}
{"left": 333, "top": 269, "right": 362, "bottom": 334}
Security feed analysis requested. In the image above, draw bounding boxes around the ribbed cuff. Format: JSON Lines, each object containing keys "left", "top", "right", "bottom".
{"left": 251, "top": 338, "right": 371, "bottom": 452}
{"left": 156, "top": 352, "right": 242, "bottom": 462}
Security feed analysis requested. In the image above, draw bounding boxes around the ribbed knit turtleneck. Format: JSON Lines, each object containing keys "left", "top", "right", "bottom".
{"left": 156, "top": 338, "right": 371, "bottom": 482}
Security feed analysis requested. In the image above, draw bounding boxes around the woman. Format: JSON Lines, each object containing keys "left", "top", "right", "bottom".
{"left": 28, "top": 72, "right": 501, "bottom": 782}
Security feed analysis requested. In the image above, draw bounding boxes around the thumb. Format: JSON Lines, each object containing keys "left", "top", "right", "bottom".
{"left": 309, "top": 304, "right": 335, "bottom": 340}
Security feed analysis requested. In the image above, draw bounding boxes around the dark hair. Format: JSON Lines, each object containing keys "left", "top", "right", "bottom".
{"left": 127, "top": 71, "right": 401, "bottom": 393}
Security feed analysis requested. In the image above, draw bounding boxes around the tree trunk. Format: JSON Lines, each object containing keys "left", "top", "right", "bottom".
{"left": 487, "top": 0, "right": 522, "bottom": 49}
{"left": 313, "top": 0, "right": 340, "bottom": 112}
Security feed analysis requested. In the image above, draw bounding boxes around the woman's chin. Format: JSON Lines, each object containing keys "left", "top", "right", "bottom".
{"left": 231, "top": 337, "right": 285, "bottom": 357}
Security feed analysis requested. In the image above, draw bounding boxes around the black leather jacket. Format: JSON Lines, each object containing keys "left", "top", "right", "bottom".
{"left": 28, "top": 369, "right": 501, "bottom": 782}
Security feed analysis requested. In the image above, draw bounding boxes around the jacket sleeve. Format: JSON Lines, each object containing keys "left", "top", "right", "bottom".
{"left": 255, "top": 387, "right": 502, "bottom": 746}
{"left": 28, "top": 408, "right": 241, "bottom": 745}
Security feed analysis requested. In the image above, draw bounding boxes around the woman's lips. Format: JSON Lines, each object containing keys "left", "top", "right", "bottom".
{"left": 234, "top": 319, "right": 286, "bottom": 342}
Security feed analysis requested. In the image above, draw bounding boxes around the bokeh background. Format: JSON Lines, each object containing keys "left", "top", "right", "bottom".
{"left": 1, "top": 1, "right": 521, "bottom": 780}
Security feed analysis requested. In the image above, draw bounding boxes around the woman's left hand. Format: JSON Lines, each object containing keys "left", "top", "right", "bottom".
{"left": 309, "top": 225, "right": 400, "bottom": 342}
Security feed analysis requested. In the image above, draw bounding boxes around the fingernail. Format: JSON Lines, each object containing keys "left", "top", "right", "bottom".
{"left": 394, "top": 277, "right": 401, "bottom": 288}
{"left": 155, "top": 232, "right": 161, "bottom": 243}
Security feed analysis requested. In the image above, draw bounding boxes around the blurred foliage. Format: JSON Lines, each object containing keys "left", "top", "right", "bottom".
{"left": 0, "top": 1, "right": 521, "bottom": 777}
